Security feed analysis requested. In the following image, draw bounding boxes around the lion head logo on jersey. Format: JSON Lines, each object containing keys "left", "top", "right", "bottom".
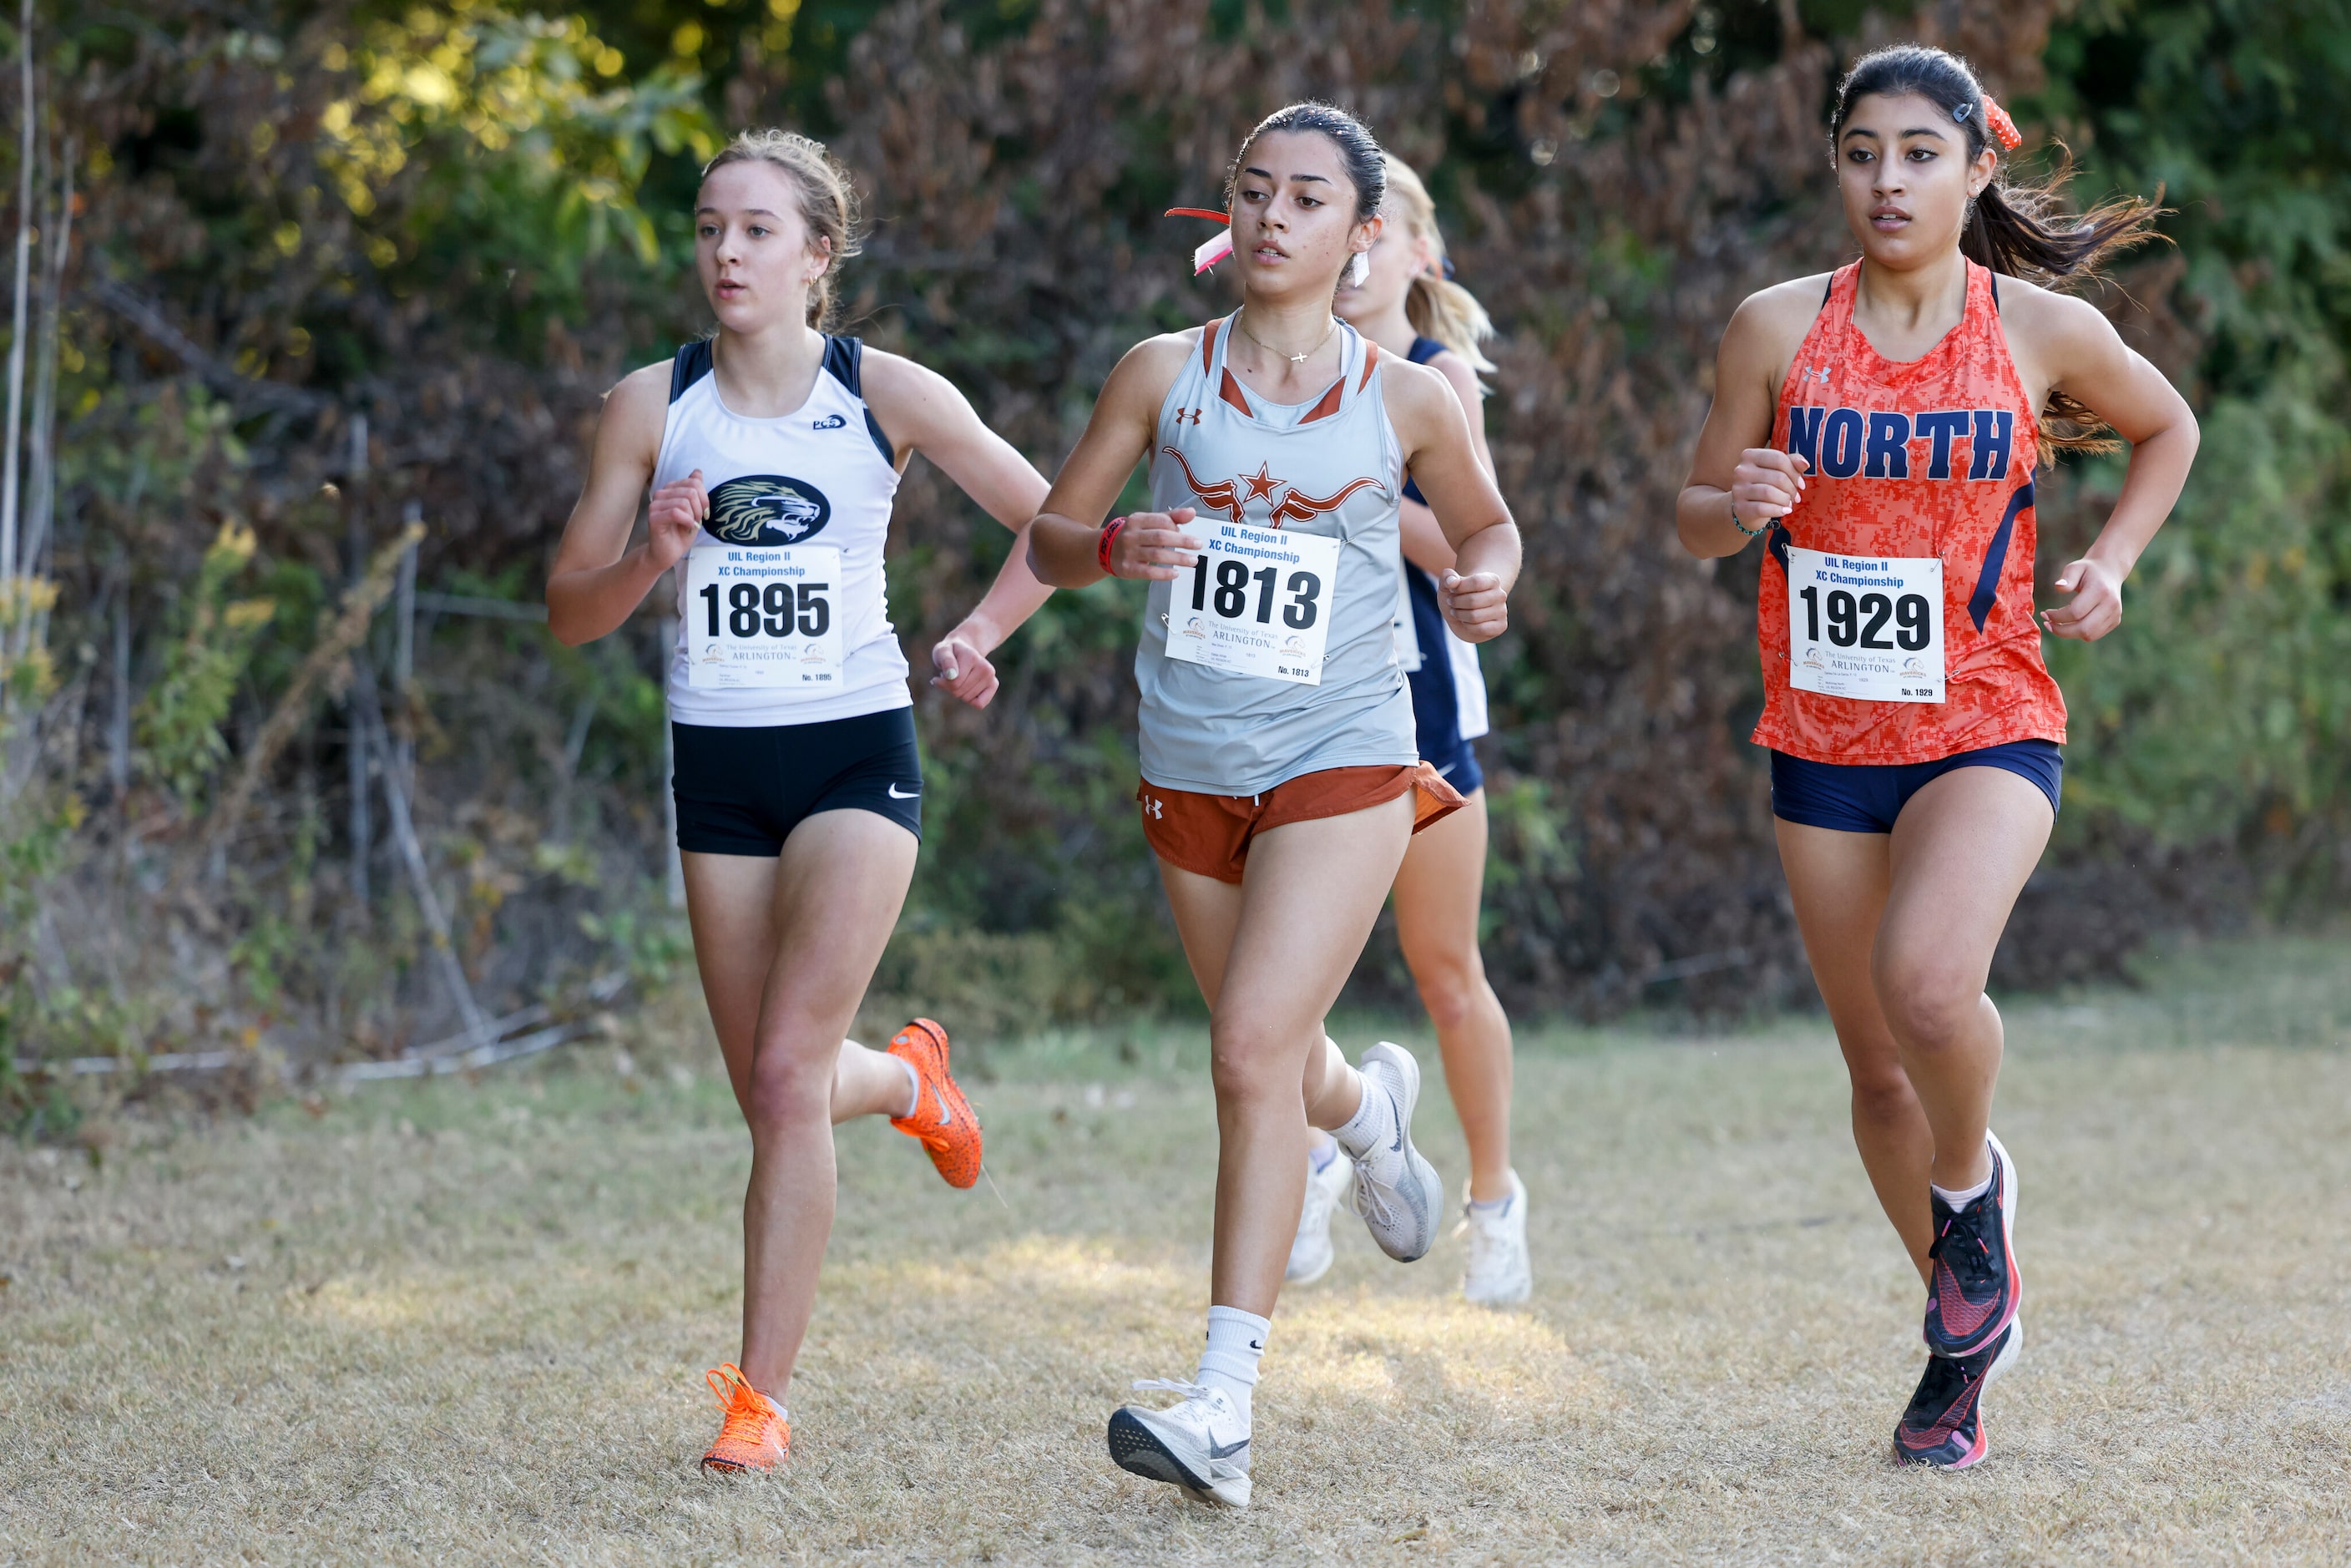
{"left": 706, "top": 474, "right": 832, "bottom": 546}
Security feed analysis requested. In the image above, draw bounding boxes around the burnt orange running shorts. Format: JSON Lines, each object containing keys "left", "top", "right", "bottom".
{"left": 1136, "top": 761, "right": 1465, "bottom": 884}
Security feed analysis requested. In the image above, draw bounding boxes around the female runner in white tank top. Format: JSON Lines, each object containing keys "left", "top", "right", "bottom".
{"left": 1027, "top": 104, "right": 1522, "bottom": 1508}
{"left": 1286, "top": 153, "right": 1528, "bottom": 1307}
{"left": 546, "top": 131, "right": 1055, "bottom": 1475}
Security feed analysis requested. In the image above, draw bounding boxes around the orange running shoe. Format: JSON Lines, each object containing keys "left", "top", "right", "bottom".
{"left": 887, "top": 1018, "right": 983, "bottom": 1189}
{"left": 700, "top": 1363, "right": 789, "bottom": 1474}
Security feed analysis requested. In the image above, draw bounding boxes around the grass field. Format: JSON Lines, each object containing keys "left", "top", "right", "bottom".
{"left": 5, "top": 934, "right": 2350, "bottom": 1564}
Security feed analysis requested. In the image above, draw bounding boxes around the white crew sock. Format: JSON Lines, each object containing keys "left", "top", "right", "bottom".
{"left": 1307, "top": 1131, "right": 1340, "bottom": 1174}
{"left": 1932, "top": 1171, "right": 1992, "bottom": 1212}
{"left": 1329, "top": 1065, "right": 1396, "bottom": 1165}
{"left": 893, "top": 1055, "right": 921, "bottom": 1120}
{"left": 1196, "top": 1305, "right": 1268, "bottom": 1425}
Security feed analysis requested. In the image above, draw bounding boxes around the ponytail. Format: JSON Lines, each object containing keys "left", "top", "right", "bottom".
{"left": 1833, "top": 45, "right": 2166, "bottom": 458}
{"left": 1383, "top": 156, "right": 1496, "bottom": 386}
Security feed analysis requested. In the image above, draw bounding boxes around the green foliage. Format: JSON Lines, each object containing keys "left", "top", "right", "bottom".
{"left": 323, "top": 3, "right": 720, "bottom": 341}
{"left": 576, "top": 899, "right": 693, "bottom": 989}
{"left": 2031, "top": 0, "right": 2351, "bottom": 878}
{"left": 2052, "top": 382, "right": 2351, "bottom": 848}
{"left": 133, "top": 521, "right": 278, "bottom": 807}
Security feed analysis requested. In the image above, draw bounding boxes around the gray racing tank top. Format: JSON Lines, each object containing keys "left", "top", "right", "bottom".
{"left": 1135, "top": 317, "right": 1417, "bottom": 794}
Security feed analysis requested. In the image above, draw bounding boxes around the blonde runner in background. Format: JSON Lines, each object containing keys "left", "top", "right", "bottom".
{"left": 545, "top": 129, "right": 1054, "bottom": 1477}
{"left": 1292, "top": 154, "right": 1529, "bottom": 1308}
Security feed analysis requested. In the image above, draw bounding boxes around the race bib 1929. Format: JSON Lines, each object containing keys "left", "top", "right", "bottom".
{"left": 1164, "top": 521, "right": 1342, "bottom": 685}
{"left": 1786, "top": 544, "right": 1945, "bottom": 704}
{"left": 684, "top": 542, "right": 843, "bottom": 691}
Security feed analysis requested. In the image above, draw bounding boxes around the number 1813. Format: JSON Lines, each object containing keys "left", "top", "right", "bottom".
{"left": 1191, "top": 555, "right": 1322, "bottom": 630}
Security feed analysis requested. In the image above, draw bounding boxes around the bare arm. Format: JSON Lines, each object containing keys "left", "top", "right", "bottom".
{"left": 1387, "top": 358, "right": 1519, "bottom": 643}
{"left": 1026, "top": 336, "right": 1201, "bottom": 588}
{"left": 1399, "top": 351, "right": 1494, "bottom": 575}
{"left": 2020, "top": 291, "right": 2201, "bottom": 641}
{"left": 863, "top": 351, "right": 1055, "bottom": 706}
{"left": 1676, "top": 281, "right": 1825, "bottom": 560}
{"left": 545, "top": 365, "right": 699, "bottom": 646}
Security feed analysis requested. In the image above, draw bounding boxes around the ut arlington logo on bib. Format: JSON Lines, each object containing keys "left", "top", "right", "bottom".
{"left": 707, "top": 474, "right": 832, "bottom": 546}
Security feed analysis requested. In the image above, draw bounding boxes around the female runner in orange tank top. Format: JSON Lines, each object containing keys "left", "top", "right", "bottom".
{"left": 1677, "top": 46, "right": 2197, "bottom": 1469}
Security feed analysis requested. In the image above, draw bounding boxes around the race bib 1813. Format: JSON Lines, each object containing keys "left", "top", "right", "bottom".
{"left": 684, "top": 542, "right": 843, "bottom": 691}
{"left": 1786, "top": 544, "right": 1945, "bottom": 704}
{"left": 1163, "top": 521, "right": 1342, "bottom": 686}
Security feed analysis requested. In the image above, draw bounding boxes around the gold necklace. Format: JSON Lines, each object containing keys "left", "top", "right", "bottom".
{"left": 1234, "top": 308, "right": 1338, "bottom": 367}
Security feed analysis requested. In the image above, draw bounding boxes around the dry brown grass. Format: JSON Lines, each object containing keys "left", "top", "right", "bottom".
{"left": 4, "top": 936, "right": 2349, "bottom": 1565}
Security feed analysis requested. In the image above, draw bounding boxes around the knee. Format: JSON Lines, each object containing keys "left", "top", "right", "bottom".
{"left": 1848, "top": 1069, "right": 1917, "bottom": 1130}
{"left": 1412, "top": 956, "right": 1487, "bottom": 1032}
{"left": 1209, "top": 1026, "right": 1300, "bottom": 1110}
{"left": 1875, "top": 964, "right": 1984, "bottom": 1055}
{"left": 742, "top": 1044, "right": 834, "bottom": 1140}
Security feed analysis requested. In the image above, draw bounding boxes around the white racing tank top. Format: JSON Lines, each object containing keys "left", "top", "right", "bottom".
{"left": 656, "top": 336, "right": 910, "bottom": 726}
{"left": 1135, "top": 318, "right": 1417, "bottom": 794}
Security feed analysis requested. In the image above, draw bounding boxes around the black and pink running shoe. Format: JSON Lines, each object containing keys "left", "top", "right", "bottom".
{"left": 1922, "top": 1131, "right": 2021, "bottom": 1359}
{"left": 1892, "top": 1321, "right": 2020, "bottom": 1469}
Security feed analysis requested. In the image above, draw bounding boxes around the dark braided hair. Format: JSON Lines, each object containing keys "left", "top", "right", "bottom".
{"left": 1224, "top": 102, "right": 1387, "bottom": 224}
{"left": 1833, "top": 45, "right": 2165, "bottom": 456}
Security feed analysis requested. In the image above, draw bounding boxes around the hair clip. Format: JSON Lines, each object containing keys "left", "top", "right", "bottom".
{"left": 1440, "top": 256, "right": 1457, "bottom": 281}
{"left": 1166, "top": 207, "right": 1232, "bottom": 275}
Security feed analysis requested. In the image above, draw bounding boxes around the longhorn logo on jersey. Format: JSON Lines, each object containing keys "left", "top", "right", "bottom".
{"left": 706, "top": 474, "right": 833, "bottom": 545}
{"left": 1159, "top": 447, "right": 1383, "bottom": 529}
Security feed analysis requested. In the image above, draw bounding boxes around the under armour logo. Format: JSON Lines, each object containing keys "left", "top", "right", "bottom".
{"left": 1175, "top": 407, "right": 1202, "bottom": 426}
{"left": 1143, "top": 797, "right": 1165, "bottom": 820}
{"left": 1801, "top": 365, "right": 1833, "bottom": 384}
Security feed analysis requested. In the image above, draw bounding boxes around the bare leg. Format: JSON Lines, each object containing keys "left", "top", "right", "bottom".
{"left": 682, "top": 854, "right": 916, "bottom": 1128}
{"left": 1392, "top": 789, "right": 1514, "bottom": 1201}
{"left": 1775, "top": 819, "right": 1936, "bottom": 1279}
{"left": 831, "top": 1039, "right": 915, "bottom": 1122}
{"left": 1155, "top": 863, "right": 1364, "bottom": 1135}
{"left": 681, "top": 810, "right": 919, "bottom": 1400}
{"left": 1776, "top": 766, "right": 2053, "bottom": 1281}
{"left": 1159, "top": 792, "right": 1416, "bottom": 1318}
{"left": 1877, "top": 768, "right": 2052, "bottom": 1192}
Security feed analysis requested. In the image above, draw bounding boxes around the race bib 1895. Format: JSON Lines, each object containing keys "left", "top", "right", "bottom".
{"left": 1164, "top": 521, "right": 1342, "bottom": 685}
{"left": 684, "top": 542, "right": 843, "bottom": 691}
{"left": 1786, "top": 545, "right": 1945, "bottom": 704}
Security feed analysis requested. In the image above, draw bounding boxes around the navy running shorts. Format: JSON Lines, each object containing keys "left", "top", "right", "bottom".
{"left": 1418, "top": 730, "right": 1485, "bottom": 798}
{"left": 671, "top": 707, "right": 922, "bottom": 855}
{"left": 1769, "top": 738, "right": 2061, "bottom": 835}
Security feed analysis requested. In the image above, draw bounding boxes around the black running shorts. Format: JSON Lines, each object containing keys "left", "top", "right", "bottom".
{"left": 671, "top": 707, "right": 923, "bottom": 856}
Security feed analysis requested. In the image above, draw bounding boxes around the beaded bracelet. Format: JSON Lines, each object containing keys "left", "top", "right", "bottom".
{"left": 1731, "top": 498, "right": 1767, "bottom": 538}
{"left": 1097, "top": 517, "right": 1128, "bottom": 574}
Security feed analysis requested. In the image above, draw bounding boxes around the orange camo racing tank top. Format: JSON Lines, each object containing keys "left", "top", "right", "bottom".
{"left": 1754, "top": 259, "right": 2067, "bottom": 764}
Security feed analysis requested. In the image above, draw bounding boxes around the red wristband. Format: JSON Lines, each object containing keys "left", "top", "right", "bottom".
{"left": 1097, "top": 517, "right": 1127, "bottom": 574}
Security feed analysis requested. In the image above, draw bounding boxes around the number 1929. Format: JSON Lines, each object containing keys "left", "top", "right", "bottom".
{"left": 1798, "top": 584, "right": 1931, "bottom": 650}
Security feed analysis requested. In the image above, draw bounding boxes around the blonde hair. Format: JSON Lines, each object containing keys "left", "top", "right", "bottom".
{"left": 700, "top": 130, "right": 865, "bottom": 330}
{"left": 1383, "top": 155, "right": 1495, "bottom": 383}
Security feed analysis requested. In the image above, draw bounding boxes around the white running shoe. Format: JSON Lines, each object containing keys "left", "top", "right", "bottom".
{"left": 1105, "top": 1379, "right": 1252, "bottom": 1508}
{"left": 1347, "top": 1041, "right": 1444, "bottom": 1262}
{"left": 1285, "top": 1142, "right": 1356, "bottom": 1285}
{"left": 1459, "top": 1169, "right": 1532, "bottom": 1307}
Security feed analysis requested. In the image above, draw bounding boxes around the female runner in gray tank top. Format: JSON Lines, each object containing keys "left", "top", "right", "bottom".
{"left": 1028, "top": 103, "right": 1522, "bottom": 1509}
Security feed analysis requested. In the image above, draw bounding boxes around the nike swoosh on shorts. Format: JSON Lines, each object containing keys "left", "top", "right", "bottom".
{"left": 887, "top": 783, "right": 919, "bottom": 799}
